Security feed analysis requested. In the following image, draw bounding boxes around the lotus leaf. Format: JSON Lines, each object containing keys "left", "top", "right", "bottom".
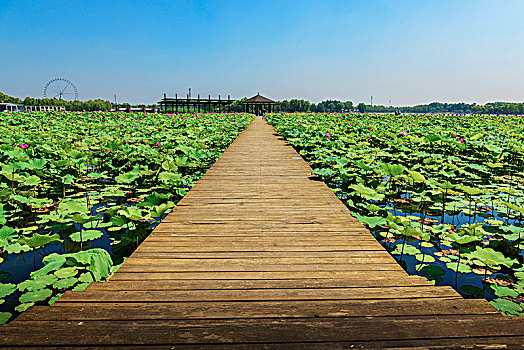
{"left": 490, "top": 298, "right": 523, "bottom": 316}
{"left": 78, "top": 272, "right": 94, "bottom": 283}
{"left": 19, "top": 288, "right": 52, "bottom": 303}
{"left": 14, "top": 303, "right": 34, "bottom": 312}
{"left": 460, "top": 285, "right": 483, "bottom": 296}
{"left": 53, "top": 277, "right": 78, "bottom": 289}
{"left": 58, "top": 199, "right": 87, "bottom": 213}
{"left": 0, "top": 312, "right": 11, "bottom": 325}
{"left": 70, "top": 229, "right": 104, "bottom": 242}
{"left": 488, "top": 284, "right": 519, "bottom": 298}
{"left": 149, "top": 202, "right": 175, "bottom": 218}
{"left": 446, "top": 261, "right": 472, "bottom": 273}
{"left": 380, "top": 163, "right": 406, "bottom": 176}
{"left": 72, "top": 282, "right": 90, "bottom": 291}
{"left": 465, "top": 247, "right": 517, "bottom": 269}
{"left": 415, "top": 254, "right": 435, "bottom": 263}
{"left": 5, "top": 242, "right": 31, "bottom": 254}
{"left": 17, "top": 274, "right": 58, "bottom": 291}
{"left": 18, "top": 233, "right": 62, "bottom": 249}
{"left": 115, "top": 171, "right": 140, "bottom": 184}
{"left": 0, "top": 283, "right": 16, "bottom": 298}
{"left": 391, "top": 244, "right": 420, "bottom": 256}
{"left": 352, "top": 213, "right": 387, "bottom": 228}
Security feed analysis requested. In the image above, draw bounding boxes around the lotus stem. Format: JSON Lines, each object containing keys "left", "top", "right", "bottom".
{"left": 399, "top": 233, "right": 406, "bottom": 263}
{"left": 455, "top": 251, "right": 461, "bottom": 289}
{"left": 441, "top": 188, "right": 447, "bottom": 224}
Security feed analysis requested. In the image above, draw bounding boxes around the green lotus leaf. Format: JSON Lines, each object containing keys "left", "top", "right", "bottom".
{"left": 349, "top": 183, "right": 384, "bottom": 201}
{"left": 407, "top": 170, "right": 426, "bottom": 183}
{"left": 23, "top": 175, "right": 41, "bottom": 186}
{"left": 0, "top": 204, "right": 7, "bottom": 226}
{"left": 391, "top": 244, "right": 420, "bottom": 256}
{"left": 19, "top": 288, "right": 52, "bottom": 303}
{"left": 70, "top": 229, "right": 104, "bottom": 242}
{"left": 161, "top": 160, "right": 179, "bottom": 172}
{"left": 115, "top": 171, "right": 140, "bottom": 184}
{"left": 72, "top": 282, "right": 91, "bottom": 291}
{"left": 380, "top": 163, "right": 406, "bottom": 176}
{"left": 110, "top": 215, "right": 129, "bottom": 226}
{"left": 458, "top": 185, "right": 483, "bottom": 196}
{"left": 158, "top": 171, "right": 182, "bottom": 185}
{"left": 53, "top": 277, "right": 78, "bottom": 289}
{"left": 139, "top": 192, "right": 170, "bottom": 207}
{"left": 488, "top": 284, "right": 519, "bottom": 298}
{"left": 419, "top": 265, "right": 446, "bottom": 276}
{"left": 0, "top": 283, "right": 16, "bottom": 298}
{"left": 0, "top": 312, "right": 11, "bottom": 325}
{"left": 66, "top": 249, "right": 113, "bottom": 281}
{"left": 460, "top": 285, "right": 483, "bottom": 297}
{"left": 0, "top": 225, "right": 17, "bottom": 242}
{"left": 149, "top": 202, "right": 175, "bottom": 218}
{"left": 435, "top": 180, "right": 455, "bottom": 190}
{"left": 61, "top": 174, "right": 75, "bottom": 184}
{"left": 415, "top": 254, "right": 435, "bottom": 263}
{"left": 438, "top": 256, "right": 451, "bottom": 264}
{"left": 490, "top": 298, "right": 523, "bottom": 316}
{"left": 18, "top": 233, "right": 62, "bottom": 249}
{"left": 48, "top": 292, "right": 64, "bottom": 305}
{"left": 446, "top": 261, "right": 472, "bottom": 273}
{"left": 24, "top": 158, "right": 48, "bottom": 170}
{"left": 352, "top": 213, "right": 387, "bottom": 228}
{"left": 54, "top": 267, "right": 78, "bottom": 279}
{"left": 17, "top": 274, "right": 58, "bottom": 292}
{"left": 366, "top": 204, "right": 382, "bottom": 212}
{"left": 69, "top": 213, "right": 102, "bottom": 224}
{"left": 443, "top": 231, "right": 481, "bottom": 245}
{"left": 15, "top": 302, "right": 35, "bottom": 313}
{"left": 117, "top": 206, "right": 143, "bottom": 221}
{"left": 5, "top": 242, "right": 31, "bottom": 254}
{"left": 78, "top": 272, "right": 94, "bottom": 283}
{"left": 465, "top": 247, "right": 517, "bottom": 268}
{"left": 58, "top": 199, "right": 87, "bottom": 213}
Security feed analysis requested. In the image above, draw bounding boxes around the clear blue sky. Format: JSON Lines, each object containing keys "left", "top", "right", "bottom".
{"left": 1, "top": 0, "right": 523, "bottom": 106}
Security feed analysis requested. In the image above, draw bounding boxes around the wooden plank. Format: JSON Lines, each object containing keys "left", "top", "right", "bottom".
{"left": 56, "top": 286, "right": 459, "bottom": 302}
{"left": 16, "top": 298, "right": 496, "bottom": 321}
{"left": 84, "top": 277, "right": 432, "bottom": 291}
{"left": 2, "top": 316, "right": 524, "bottom": 346}
{"left": 107, "top": 270, "right": 420, "bottom": 281}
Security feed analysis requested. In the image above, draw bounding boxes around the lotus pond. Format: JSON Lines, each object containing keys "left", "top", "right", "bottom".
{"left": 267, "top": 112, "right": 524, "bottom": 316}
{"left": 0, "top": 110, "right": 253, "bottom": 324}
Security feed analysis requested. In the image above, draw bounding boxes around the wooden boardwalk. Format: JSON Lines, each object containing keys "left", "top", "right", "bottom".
{"left": 1, "top": 117, "right": 523, "bottom": 348}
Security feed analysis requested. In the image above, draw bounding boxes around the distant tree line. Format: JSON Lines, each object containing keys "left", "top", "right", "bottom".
{"left": 270, "top": 100, "right": 524, "bottom": 115}
{"left": 2, "top": 91, "right": 524, "bottom": 114}
{"left": 21, "top": 97, "right": 112, "bottom": 111}
{"left": 1, "top": 91, "right": 113, "bottom": 111}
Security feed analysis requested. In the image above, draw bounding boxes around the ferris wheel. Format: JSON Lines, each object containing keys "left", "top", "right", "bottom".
{"left": 43, "top": 78, "right": 79, "bottom": 100}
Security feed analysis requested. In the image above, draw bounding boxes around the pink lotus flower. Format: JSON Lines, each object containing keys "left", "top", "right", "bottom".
{"left": 459, "top": 138, "right": 465, "bottom": 143}
{"left": 298, "top": 123, "right": 302, "bottom": 126}
{"left": 18, "top": 144, "right": 30, "bottom": 149}
{"left": 139, "top": 217, "right": 156, "bottom": 222}
{"left": 488, "top": 135, "right": 495, "bottom": 139}
{"left": 155, "top": 142, "right": 162, "bottom": 147}
{"left": 399, "top": 130, "right": 408, "bottom": 136}
{"left": 452, "top": 134, "right": 456, "bottom": 138}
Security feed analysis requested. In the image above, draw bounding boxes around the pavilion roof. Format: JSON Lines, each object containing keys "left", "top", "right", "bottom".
{"left": 243, "top": 93, "right": 276, "bottom": 104}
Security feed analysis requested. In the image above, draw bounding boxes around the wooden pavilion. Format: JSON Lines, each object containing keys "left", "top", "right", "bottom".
{"left": 242, "top": 93, "right": 277, "bottom": 116}
{"left": 158, "top": 93, "right": 235, "bottom": 113}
